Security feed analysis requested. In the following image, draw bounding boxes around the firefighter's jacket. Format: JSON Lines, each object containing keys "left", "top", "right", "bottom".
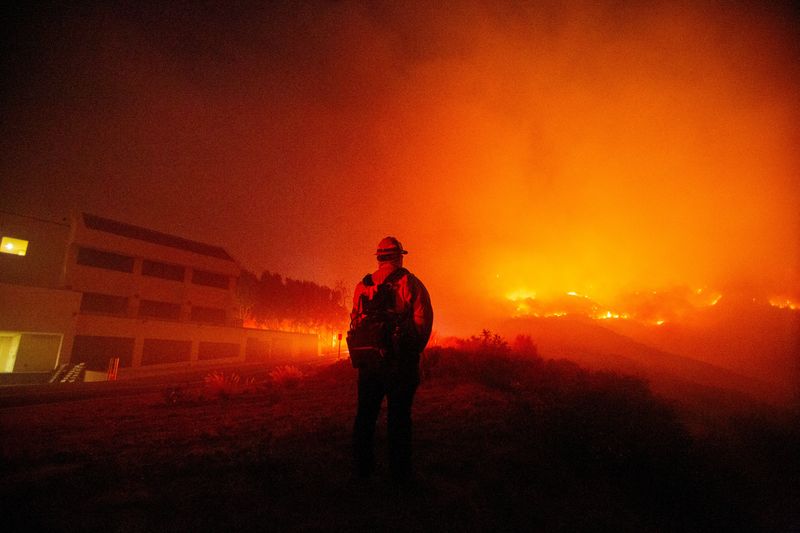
{"left": 351, "top": 262, "right": 434, "bottom": 354}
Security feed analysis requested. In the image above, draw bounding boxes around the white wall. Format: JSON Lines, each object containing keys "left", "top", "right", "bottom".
{"left": 0, "top": 282, "right": 81, "bottom": 371}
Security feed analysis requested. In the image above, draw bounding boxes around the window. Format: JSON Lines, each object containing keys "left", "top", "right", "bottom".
{"left": 71, "top": 336, "right": 134, "bottom": 371}
{"left": 138, "top": 300, "right": 181, "bottom": 320}
{"left": 198, "top": 341, "right": 240, "bottom": 361}
{"left": 1, "top": 236, "right": 28, "bottom": 256}
{"left": 76, "top": 247, "right": 134, "bottom": 273}
{"left": 142, "top": 260, "right": 185, "bottom": 281}
{"left": 141, "top": 339, "right": 191, "bottom": 365}
{"left": 190, "top": 306, "right": 227, "bottom": 324}
{"left": 191, "top": 269, "right": 229, "bottom": 289}
{"left": 80, "top": 292, "right": 128, "bottom": 316}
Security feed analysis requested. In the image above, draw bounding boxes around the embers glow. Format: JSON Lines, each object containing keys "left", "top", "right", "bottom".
{"left": 769, "top": 297, "right": 799, "bottom": 311}
{"left": 597, "top": 310, "right": 630, "bottom": 320}
{"left": 505, "top": 286, "right": 725, "bottom": 324}
{"left": 506, "top": 289, "right": 537, "bottom": 301}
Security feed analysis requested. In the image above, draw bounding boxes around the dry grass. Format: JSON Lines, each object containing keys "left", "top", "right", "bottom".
{"left": 0, "top": 352, "right": 797, "bottom": 532}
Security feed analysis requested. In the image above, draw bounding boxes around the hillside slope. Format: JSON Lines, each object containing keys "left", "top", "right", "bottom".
{"left": 495, "top": 315, "right": 784, "bottom": 403}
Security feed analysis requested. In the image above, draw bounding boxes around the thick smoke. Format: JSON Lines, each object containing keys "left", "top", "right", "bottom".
{"left": 1, "top": 1, "right": 797, "bottom": 334}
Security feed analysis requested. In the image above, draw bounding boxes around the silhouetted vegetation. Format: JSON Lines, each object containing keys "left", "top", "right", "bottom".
{"left": 203, "top": 371, "right": 257, "bottom": 400}
{"left": 420, "top": 332, "right": 798, "bottom": 531}
{"left": 237, "top": 269, "right": 348, "bottom": 335}
{"left": 268, "top": 364, "right": 304, "bottom": 389}
{"left": 1, "top": 333, "right": 796, "bottom": 531}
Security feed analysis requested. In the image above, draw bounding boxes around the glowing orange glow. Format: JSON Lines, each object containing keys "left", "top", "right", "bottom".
{"left": 504, "top": 287, "right": 727, "bottom": 325}
{"left": 1, "top": 0, "right": 796, "bottom": 398}
{"left": 769, "top": 297, "right": 799, "bottom": 311}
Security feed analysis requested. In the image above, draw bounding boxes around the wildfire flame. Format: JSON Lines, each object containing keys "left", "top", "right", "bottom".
{"left": 768, "top": 297, "right": 799, "bottom": 311}
{"left": 504, "top": 286, "right": 796, "bottom": 325}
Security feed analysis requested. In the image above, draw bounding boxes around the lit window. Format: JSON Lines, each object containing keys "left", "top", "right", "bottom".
{"left": 1, "top": 237, "right": 29, "bottom": 256}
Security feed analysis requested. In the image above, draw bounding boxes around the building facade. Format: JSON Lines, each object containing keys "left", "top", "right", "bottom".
{"left": 0, "top": 211, "right": 317, "bottom": 381}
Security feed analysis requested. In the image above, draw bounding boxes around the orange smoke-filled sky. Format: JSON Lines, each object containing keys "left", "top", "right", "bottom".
{"left": 2, "top": 1, "right": 798, "bottom": 334}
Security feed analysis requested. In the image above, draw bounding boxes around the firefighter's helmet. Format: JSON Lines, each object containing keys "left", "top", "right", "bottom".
{"left": 375, "top": 236, "right": 408, "bottom": 257}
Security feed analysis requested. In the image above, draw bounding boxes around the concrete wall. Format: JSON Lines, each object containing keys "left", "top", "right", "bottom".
{"left": 72, "top": 313, "right": 318, "bottom": 374}
{"left": 0, "top": 282, "right": 81, "bottom": 370}
{"left": 0, "top": 212, "right": 70, "bottom": 288}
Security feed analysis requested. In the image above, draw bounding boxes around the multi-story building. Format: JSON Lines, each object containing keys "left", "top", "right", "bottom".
{"left": 0, "top": 211, "right": 318, "bottom": 382}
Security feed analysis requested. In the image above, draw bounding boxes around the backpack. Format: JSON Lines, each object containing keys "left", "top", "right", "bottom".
{"left": 346, "top": 267, "right": 409, "bottom": 369}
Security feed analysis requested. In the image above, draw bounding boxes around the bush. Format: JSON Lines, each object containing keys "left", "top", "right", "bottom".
{"left": 456, "top": 329, "right": 511, "bottom": 357}
{"left": 203, "top": 371, "right": 255, "bottom": 399}
{"left": 422, "top": 331, "right": 542, "bottom": 390}
{"left": 269, "top": 365, "right": 304, "bottom": 388}
{"left": 511, "top": 334, "right": 538, "bottom": 357}
{"left": 421, "top": 332, "right": 746, "bottom": 529}
{"left": 424, "top": 348, "right": 532, "bottom": 390}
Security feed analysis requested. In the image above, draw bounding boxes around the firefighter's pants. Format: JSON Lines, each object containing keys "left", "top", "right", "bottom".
{"left": 353, "top": 366, "right": 418, "bottom": 480}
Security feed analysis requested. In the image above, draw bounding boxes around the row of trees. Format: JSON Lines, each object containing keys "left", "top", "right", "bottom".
{"left": 236, "top": 270, "right": 350, "bottom": 338}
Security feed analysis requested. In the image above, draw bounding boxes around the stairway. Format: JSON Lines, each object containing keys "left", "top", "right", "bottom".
{"left": 49, "top": 364, "right": 68, "bottom": 383}
{"left": 51, "top": 362, "right": 86, "bottom": 383}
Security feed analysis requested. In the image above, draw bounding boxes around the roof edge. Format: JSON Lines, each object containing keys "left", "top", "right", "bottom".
{"left": 81, "top": 213, "right": 235, "bottom": 262}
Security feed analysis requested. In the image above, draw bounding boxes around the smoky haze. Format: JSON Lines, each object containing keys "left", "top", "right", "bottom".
{"left": 2, "top": 0, "right": 798, "bottom": 335}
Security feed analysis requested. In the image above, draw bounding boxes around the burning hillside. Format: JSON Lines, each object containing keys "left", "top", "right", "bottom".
{"left": 503, "top": 286, "right": 798, "bottom": 326}
{"left": 494, "top": 285, "right": 799, "bottom": 404}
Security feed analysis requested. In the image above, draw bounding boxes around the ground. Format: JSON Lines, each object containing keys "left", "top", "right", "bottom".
{"left": 1, "top": 354, "right": 798, "bottom": 532}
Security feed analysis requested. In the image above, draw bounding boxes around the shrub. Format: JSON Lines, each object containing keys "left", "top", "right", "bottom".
{"left": 422, "top": 331, "right": 542, "bottom": 390}
{"left": 456, "top": 329, "right": 511, "bottom": 357}
{"left": 270, "top": 365, "right": 304, "bottom": 388}
{"left": 203, "top": 371, "right": 255, "bottom": 399}
{"left": 423, "top": 347, "right": 539, "bottom": 391}
{"left": 512, "top": 334, "right": 538, "bottom": 357}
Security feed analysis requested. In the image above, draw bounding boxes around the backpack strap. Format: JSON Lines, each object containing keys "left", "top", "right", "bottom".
{"left": 362, "top": 267, "right": 408, "bottom": 288}
{"left": 383, "top": 267, "right": 409, "bottom": 286}
{"left": 356, "top": 268, "right": 408, "bottom": 317}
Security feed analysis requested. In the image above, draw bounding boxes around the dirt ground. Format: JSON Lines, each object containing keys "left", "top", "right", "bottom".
{"left": 1, "top": 358, "right": 797, "bottom": 532}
